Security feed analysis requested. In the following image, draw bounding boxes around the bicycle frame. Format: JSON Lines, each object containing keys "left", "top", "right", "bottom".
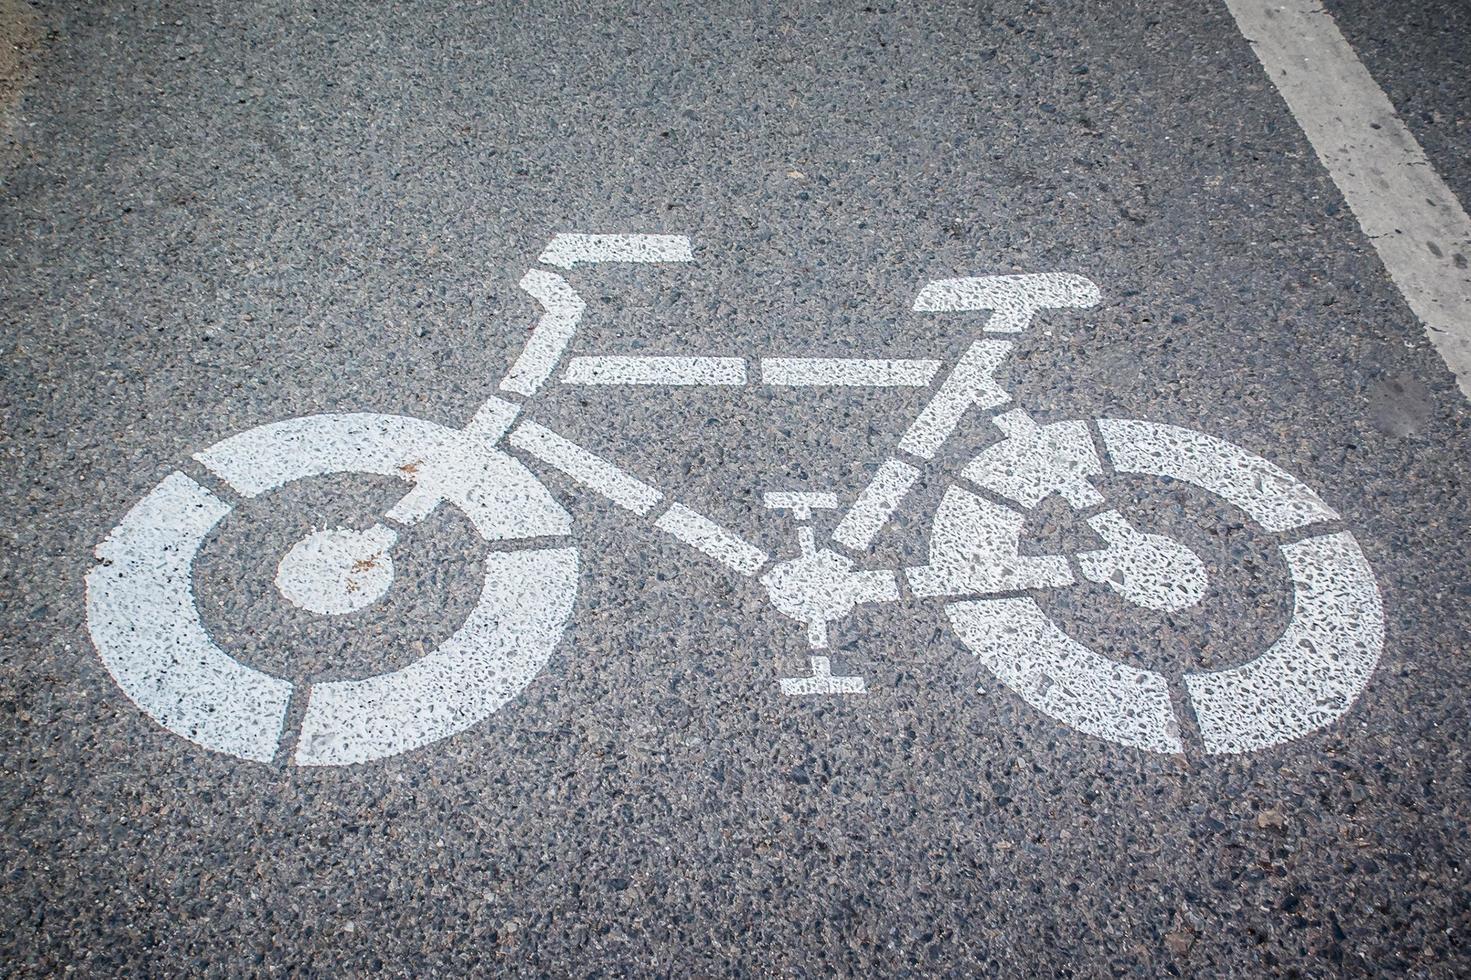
{"left": 456, "top": 234, "right": 1100, "bottom": 692}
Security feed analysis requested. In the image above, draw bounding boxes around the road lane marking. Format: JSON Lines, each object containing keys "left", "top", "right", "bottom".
{"left": 295, "top": 547, "right": 578, "bottom": 766}
{"left": 562, "top": 355, "right": 747, "bottom": 385}
{"left": 832, "top": 458, "right": 921, "bottom": 552}
{"left": 913, "top": 274, "right": 1101, "bottom": 331}
{"left": 759, "top": 357, "right": 941, "bottom": 387}
{"left": 538, "top": 233, "right": 694, "bottom": 269}
{"left": 897, "top": 341, "right": 1013, "bottom": 459}
{"left": 1097, "top": 418, "right": 1338, "bottom": 532}
{"left": 1225, "top": 0, "right": 1471, "bottom": 398}
{"left": 948, "top": 597, "right": 1185, "bottom": 754}
{"left": 87, "top": 472, "right": 292, "bottom": 764}
{"left": 653, "top": 503, "right": 768, "bottom": 577}
{"left": 85, "top": 237, "right": 1389, "bottom": 763}
{"left": 509, "top": 420, "right": 664, "bottom": 515}
{"left": 500, "top": 270, "right": 585, "bottom": 397}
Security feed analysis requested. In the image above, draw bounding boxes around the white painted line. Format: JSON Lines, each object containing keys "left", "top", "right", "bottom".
{"left": 562, "top": 355, "right": 747, "bottom": 386}
{"left": 762, "top": 491, "right": 839, "bottom": 515}
{"left": 963, "top": 410, "right": 1104, "bottom": 509}
{"left": 86, "top": 472, "right": 293, "bottom": 763}
{"left": 832, "top": 458, "right": 920, "bottom": 552}
{"left": 898, "top": 341, "right": 1012, "bottom": 459}
{"left": 779, "top": 656, "right": 866, "bottom": 696}
{"left": 906, "top": 488, "right": 1073, "bottom": 598}
{"left": 295, "top": 547, "right": 578, "bottom": 766}
{"left": 947, "top": 597, "right": 1184, "bottom": 754}
{"left": 196, "top": 412, "right": 570, "bottom": 544}
{"left": 653, "top": 503, "right": 768, "bottom": 577}
{"left": 759, "top": 357, "right": 942, "bottom": 387}
{"left": 913, "top": 274, "right": 1101, "bottom": 332}
{"left": 1075, "top": 511, "right": 1208, "bottom": 613}
{"left": 1225, "top": 0, "right": 1471, "bottom": 398}
{"left": 538, "top": 233, "right": 695, "bottom": 269}
{"left": 1185, "top": 531, "right": 1383, "bottom": 755}
{"left": 501, "top": 270, "right": 585, "bottom": 397}
{"left": 508, "top": 420, "right": 664, "bottom": 515}
{"left": 1097, "top": 418, "right": 1338, "bottom": 532}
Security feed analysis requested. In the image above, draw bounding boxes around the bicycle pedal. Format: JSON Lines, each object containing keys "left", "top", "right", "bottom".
{"left": 778, "top": 656, "right": 866, "bottom": 696}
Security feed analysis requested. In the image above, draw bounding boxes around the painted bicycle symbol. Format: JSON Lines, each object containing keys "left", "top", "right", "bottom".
{"left": 86, "top": 234, "right": 1385, "bottom": 766}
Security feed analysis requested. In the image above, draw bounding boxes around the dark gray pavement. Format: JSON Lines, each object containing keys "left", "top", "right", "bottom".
{"left": 3, "top": 0, "right": 1470, "bottom": 974}
{"left": 1328, "top": 0, "right": 1471, "bottom": 211}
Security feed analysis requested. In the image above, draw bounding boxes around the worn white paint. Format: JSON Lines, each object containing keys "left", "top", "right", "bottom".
{"left": 508, "top": 420, "right": 663, "bottom": 515}
{"left": 833, "top": 458, "right": 920, "bottom": 552}
{"left": 653, "top": 504, "right": 768, "bottom": 577}
{"left": 538, "top": 233, "right": 694, "bottom": 269}
{"left": 763, "top": 491, "right": 839, "bottom": 519}
{"left": 947, "top": 597, "right": 1183, "bottom": 754}
{"left": 779, "top": 656, "right": 866, "bottom": 696}
{"left": 274, "top": 524, "right": 399, "bottom": 616}
{"left": 1097, "top": 419, "right": 1338, "bottom": 532}
{"left": 897, "top": 341, "right": 1012, "bottom": 459}
{"left": 913, "top": 273, "right": 1101, "bottom": 332}
{"left": 198, "top": 413, "right": 570, "bottom": 544}
{"left": 562, "top": 355, "right": 747, "bottom": 386}
{"left": 761, "top": 548, "right": 898, "bottom": 648}
{"left": 1076, "top": 510, "right": 1208, "bottom": 612}
{"left": 86, "top": 472, "right": 293, "bottom": 763}
{"left": 944, "top": 417, "right": 1385, "bottom": 755}
{"left": 906, "top": 487, "right": 1073, "bottom": 598}
{"left": 87, "top": 237, "right": 1389, "bottom": 764}
{"left": 92, "top": 412, "right": 578, "bottom": 765}
{"left": 965, "top": 410, "right": 1104, "bottom": 509}
{"left": 500, "top": 270, "right": 586, "bottom": 398}
{"left": 759, "top": 357, "right": 941, "bottom": 387}
{"left": 294, "top": 547, "right": 578, "bottom": 766}
{"left": 1185, "top": 532, "right": 1384, "bottom": 755}
{"left": 1225, "top": 0, "right": 1471, "bottom": 398}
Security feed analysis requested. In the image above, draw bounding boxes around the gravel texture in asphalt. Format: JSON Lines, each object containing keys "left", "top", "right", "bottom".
{"left": 2, "top": 0, "right": 1469, "bottom": 974}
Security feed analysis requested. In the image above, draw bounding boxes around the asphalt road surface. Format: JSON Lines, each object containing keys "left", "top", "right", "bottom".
{"left": 3, "top": 0, "right": 1470, "bottom": 974}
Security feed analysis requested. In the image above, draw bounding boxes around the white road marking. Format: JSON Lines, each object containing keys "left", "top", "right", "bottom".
{"left": 653, "top": 503, "right": 768, "bottom": 577}
{"left": 906, "top": 487, "right": 1073, "bottom": 598}
{"left": 196, "top": 413, "right": 570, "bottom": 543}
{"left": 274, "top": 524, "right": 399, "bottom": 616}
{"left": 87, "top": 236, "right": 1390, "bottom": 764}
{"left": 898, "top": 341, "right": 1012, "bottom": 459}
{"left": 538, "top": 233, "right": 694, "bottom": 269}
{"left": 295, "top": 547, "right": 578, "bottom": 766}
{"left": 1185, "top": 531, "right": 1384, "bottom": 755}
{"left": 92, "top": 413, "right": 578, "bottom": 764}
{"left": 913, "top": 274, "right": 1101, "bottom": 332}
{"left": 762, "top": 491, "right": 839, "bottom": 517}
{"left": 508, "top": 420, "right": 664, "bottom": 515}
{"left": 759, "top": 357, "right": 941, "bottom": 387}
{"left": 86, "top": 472, "right": 293, "bottom": 763}
{"left": 779, "top": 656, "right": 866, "bottom": 696}
{"left": 761, "top": 548, "right": 899, "bottom": 648}
{"left": 964, "top": 410, "right": 1104, "bottom": 509}
{"left": 1225, "top": 0, "right": 1471, "bottom": 398}
{"left": 944, "top": 418, "right": 1384, "bottom": 754}
{"left": 562, "top": 355, "right": 747, "bottom": 386}
{"left": 947, "top": 597, "right": 1184, "bottom": 754}
{"left": 832, "top": 458, "right": 920, "bottom": 552}
{"left": 1097, "top": 419, "right": 1338, "bottom": 532}
{"left": 1075, "top": 511, "right": 1208, "bottom": 612}
{"left": 500, "top": 270, "right": 586, "bottom": 398}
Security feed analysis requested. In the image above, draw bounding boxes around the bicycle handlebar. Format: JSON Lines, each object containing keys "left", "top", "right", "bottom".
{"left": 912, "top": 274, "right": 1101, "bottom": 332}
